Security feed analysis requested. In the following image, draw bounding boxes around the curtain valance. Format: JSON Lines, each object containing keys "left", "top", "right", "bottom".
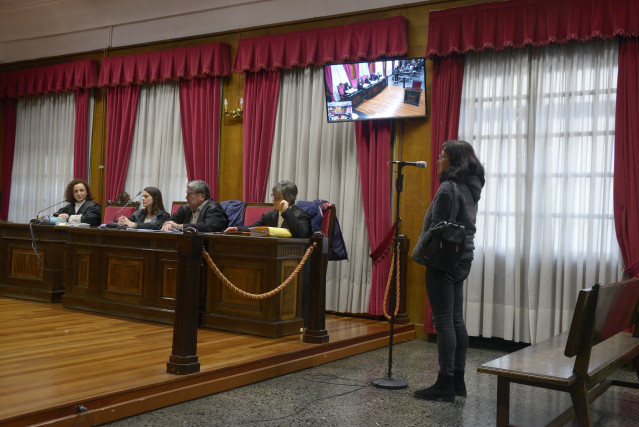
{"left": 98, "top": 43, "right": 231, "bottom": 87}
{"left": 232, "top": 16, "right": 408, "bottom": 73}
{"left": 0, "top": 59, "right": 98, "bottom": 99}
{"left": 426, "top": 0, "right": 639, "bottom": 59}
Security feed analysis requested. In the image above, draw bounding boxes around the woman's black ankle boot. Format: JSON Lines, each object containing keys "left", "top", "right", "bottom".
{"left": 414, "top": 374, "right": 455, "bottom": 402}
{"left": 454, "top": 369, "right": 467, "bottom": 397}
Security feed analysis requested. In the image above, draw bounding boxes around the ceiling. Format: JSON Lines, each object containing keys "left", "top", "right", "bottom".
{"left": 0, "top": 0, "right": 428, "bottom": 64}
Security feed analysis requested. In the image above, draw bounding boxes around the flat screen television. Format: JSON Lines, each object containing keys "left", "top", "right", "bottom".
{"left": 324, "top": 57, "right": 426, "bottom": 123}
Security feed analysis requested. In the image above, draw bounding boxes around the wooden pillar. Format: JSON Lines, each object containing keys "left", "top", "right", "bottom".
{"left": 395, "top": 234, "right": 410, "bottom": 325}
{"left": 303, "top": 232, "right": 329, "bottom": 343}
{"left": 167, "top": 230, "right": 204, "bottom": 374}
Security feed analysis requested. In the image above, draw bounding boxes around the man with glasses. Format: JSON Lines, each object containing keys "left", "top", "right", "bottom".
{"left": 161, "top": 180, "right": 228, "bottom": 232}
{"left": 224, "top": 180, "right": 311, "bottom": 238}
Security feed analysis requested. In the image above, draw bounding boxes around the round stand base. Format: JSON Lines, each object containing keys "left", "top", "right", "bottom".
{"left": 371, "top": 377, "right": 408, "bottom": 389}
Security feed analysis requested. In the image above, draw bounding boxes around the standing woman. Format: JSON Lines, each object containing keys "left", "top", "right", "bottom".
{"left": 55, "top": 179, "right": 102, "bottom": 226}
{"left": 412, "top": 140, "right": 485, "bottom": 402}
{"left": 117, "top": 187, "right": 170, "bottom": 230}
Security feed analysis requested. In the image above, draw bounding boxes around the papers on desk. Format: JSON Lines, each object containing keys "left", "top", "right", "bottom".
{"left": 56, "top": 222, "right": 89, "bottom": 227}
{"left": 249, "top": 226, "right": 292, "bottom": 238}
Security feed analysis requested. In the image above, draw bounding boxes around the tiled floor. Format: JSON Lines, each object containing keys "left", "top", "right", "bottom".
{"left": 106, "top": 339, "right": 639, "bottom": 426}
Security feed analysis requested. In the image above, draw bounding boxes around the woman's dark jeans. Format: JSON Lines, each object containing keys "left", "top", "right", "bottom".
{"left": 425, "top": 267, "right": 468, "bottom": 376}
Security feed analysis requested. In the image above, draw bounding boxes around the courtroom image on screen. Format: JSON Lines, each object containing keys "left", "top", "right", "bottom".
{"left": 327, "top": 101, "right": 354, "bottom": 122}
{"left": 324, "top": 57, "right": 427, "bottom": 123}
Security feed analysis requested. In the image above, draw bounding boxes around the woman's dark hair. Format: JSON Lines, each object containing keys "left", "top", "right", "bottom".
{"left": 64, "top": 179, "right": 93, "bottom": 203}
{"left": 272, "top": 180, "right": 298, "bottom": 205}
{"left": 440, "top": 140, "right": 485, "bottom": 185}
{"left": 144, "top": 186, "right": 165, "bottom": 215}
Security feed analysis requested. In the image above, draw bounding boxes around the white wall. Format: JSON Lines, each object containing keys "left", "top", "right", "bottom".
{"left": 0, "top": 0, "right": 425, "bottom": 63}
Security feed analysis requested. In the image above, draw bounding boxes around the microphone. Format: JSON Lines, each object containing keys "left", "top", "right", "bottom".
{"left": 389, "top": 160, "right": 427, "bottom": 168}
{"left": 31, "top": 200, "right": 66, "bottom": 224}
{"left": 106, "top": 190, "right": 142, "bottom": 229}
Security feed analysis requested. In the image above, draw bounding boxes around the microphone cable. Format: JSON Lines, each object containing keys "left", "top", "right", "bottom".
{"left": 28, "top": 222, "right": 77, "bottom": 275}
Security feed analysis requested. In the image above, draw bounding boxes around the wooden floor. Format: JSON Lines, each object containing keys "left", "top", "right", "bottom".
{"left": 0, "top": 297, "right": 415, "bottom": 427}
{"left": 354, "top": 84, "right": 425, "bottom": 118}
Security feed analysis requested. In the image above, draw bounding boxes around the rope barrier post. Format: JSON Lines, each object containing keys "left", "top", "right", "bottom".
{"left": 303, "top": 232, "right": 329, "bottom": 344}
{"left": 167, "top": 228, "right": 204, "bottom": 374}
{"left": 395, "top": 234, "right": 410, "bottom": 325}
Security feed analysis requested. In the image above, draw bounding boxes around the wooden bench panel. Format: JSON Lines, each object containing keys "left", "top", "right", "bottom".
{"left": 478, "top": 332, "right": 575, "bottom": 386}
{"left": 479, "top": 331, "right": 639, "bottom": 387}
{"left": 479, "top": 278, "right": 639, "bottom": 426}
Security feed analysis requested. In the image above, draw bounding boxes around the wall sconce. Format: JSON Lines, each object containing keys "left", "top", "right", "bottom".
{"left": 224, "top": 97, "right": 243, "bottom": 119}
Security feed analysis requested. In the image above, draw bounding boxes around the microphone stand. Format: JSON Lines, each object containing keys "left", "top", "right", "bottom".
{"left": 372, "top": 164, "right": 408, "bottom": 390}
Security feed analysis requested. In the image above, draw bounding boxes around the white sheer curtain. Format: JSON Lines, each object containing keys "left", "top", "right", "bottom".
{"left": 268, "top": 67, "right": 372, "bottom": 313}
{"left": 459, "top": 39, "right": 623, "bottom": 344}
{"left": 124, "top": 82, "right": 188, "bottom": 210}
{"left": 358, "top": 62, "right": 369, "bottom": 77}
{"left": 8, "top": 92, "right": 76, "bottom": 222}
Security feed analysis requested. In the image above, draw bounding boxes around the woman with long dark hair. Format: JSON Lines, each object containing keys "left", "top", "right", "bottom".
{"left": 117, "top": 186, "right": 170, "bottom": 230}
{"left": 412, "top": 140, "right": 485, "bottom": 402}
{"left": 55, "top": 179, "right": 102, "bottom": 226}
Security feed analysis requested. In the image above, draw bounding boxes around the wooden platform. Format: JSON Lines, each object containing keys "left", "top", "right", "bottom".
{"left": 0, "top": 297, "right": 415, "bottom": 426}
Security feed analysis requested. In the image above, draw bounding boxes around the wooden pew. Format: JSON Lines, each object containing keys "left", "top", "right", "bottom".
{"left": 478, "top": 278, "right": 639, "bottom": 426}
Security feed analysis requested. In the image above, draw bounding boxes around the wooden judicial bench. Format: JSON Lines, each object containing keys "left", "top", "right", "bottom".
{"left": 0, "top": 222, "right": 410, "bottom": 340}
{"left": 478, "top": 278, "right": 639, "bottom": 426}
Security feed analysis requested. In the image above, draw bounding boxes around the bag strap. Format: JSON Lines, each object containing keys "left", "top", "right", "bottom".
{"left": 449, "top": 181, "right": 460, "bottom": 222}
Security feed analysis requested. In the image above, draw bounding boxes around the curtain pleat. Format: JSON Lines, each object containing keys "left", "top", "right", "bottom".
{"left": 614, "top": 37, "right": 639, "bottom": 277}
{"left": 268, "top": 67, "right": 371, "bottom": 313}
{"left": 1, "top": 99, "right": 17, "bottom": 220}
{"left": 355, "top": 120, "right": 393, "bottom": 315}
{"left": 426, "top": 0, "right": 639, "bottom": 59}
{"left": 242, "top": 71, "right": 281, "bottom": 202}
{"left": 105, "top": 86, "right": 140, "bottom": 201}
{"left": 233, "top": 16, "right": 408, "bottom": 72}
{"left": 0, "top": 60, "right": 98, "bottom": 99}
{"left": 459, "top": 40, "right": 621, "bottom": 344}
{"left": 8, "top": 93, "right": 76, "bottom": 222}
{"left": 423, "top": 55, "right": 465, "bottom": 333}
{"left": 73, "top": 89, "right": 90, "bottom": 180}
{"left": 179, "top": 77, "right": 222, "bottom": 200}
{"left": 98, "top": 44, "right": 231, "bottom": 86}
{"left": 125, "top": 82, "right": 187, "bottom": 208}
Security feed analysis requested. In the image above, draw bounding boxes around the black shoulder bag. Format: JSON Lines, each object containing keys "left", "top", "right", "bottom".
{"left": 422, "top": 182, "right": 466, "bottom": 272}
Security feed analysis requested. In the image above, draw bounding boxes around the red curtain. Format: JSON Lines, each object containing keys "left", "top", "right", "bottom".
{"left": 73, "top": 89, "right": 90, "bottom": 180}
{"left": 344, "top": 64, "right": 353, "bottom": 82}
{"left": 355, "top": 120, "right": 392, "bottom": 315}
{"left": 422, "top": 55, "right": 466, "bottom": 333}
{"left": 105, "top": 86, "right": 140, "bottom": 201}
{"left": 99, "top": 43, "right": 231, "bottom": 201}
{"left": 426, "top": 0, "right": 639, "bottom": 59}
{"left": 0, "top": 60, "right": 98, "bottom": 220}
{"left": 233, "top": 16, "right": 408, "bottom": 314}
{"left": 232, "top": 16, "right": 408, "bottom": 72}
{"left": 429, "top": 56, "right": 465, "bottom": 201}
{"left": 324, "top": 67, "right": 335, "bottom": 102}
{"left": 98, "top": 44, "right": 231, "bottom": 86}
{"left": 1, "top": 99, "right": 17, "bottom": 221}
{"left": 242, "top": 71, "right": 281, "bottom": 202}
{"left": 0, "top": 60, "right": 98, "bottom": 99}
{"left": 179, "top": 77, "right": 222, "bottom": 200}
{"left": 614, "top": 37, "right": 639, "bottom": 277}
